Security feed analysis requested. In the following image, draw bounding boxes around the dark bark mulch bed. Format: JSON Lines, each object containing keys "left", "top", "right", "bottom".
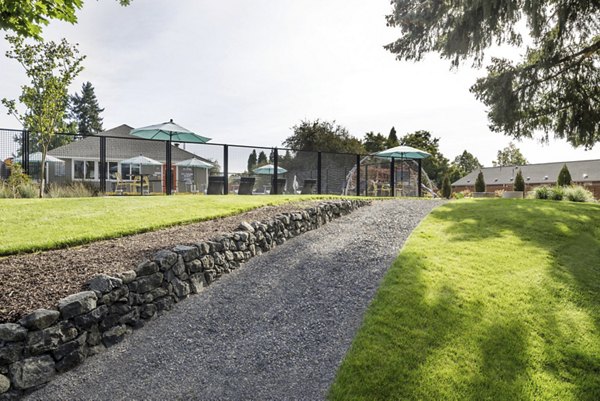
{"left": 0, "top": 201, "right": 322, "bottom": 324}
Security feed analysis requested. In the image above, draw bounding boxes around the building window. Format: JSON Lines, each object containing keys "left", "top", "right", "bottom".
{"left": 74, "top": 160, "right": 96, "bottom": 180}
{"left": 74, "top": 160, "right": 84, "bottom": 179}
{"left": 121, "top": 163, "right": 140, "bottom": 179}
{"left": 107, "top": 162, "right": 119, "bottom": 180}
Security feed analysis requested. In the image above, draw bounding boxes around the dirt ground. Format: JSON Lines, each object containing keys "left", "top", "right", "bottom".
{"left": 0, "top": 200, "right": 323, "bottom": 323}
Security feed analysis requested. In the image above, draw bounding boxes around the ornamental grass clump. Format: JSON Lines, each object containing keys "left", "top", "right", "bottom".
{"left": 548, "top": 185, "right": 565, "bottom": 201}
{"left": 564, "top": 185, "right": 594, "bottom": 202}
{"left": 47, "top": 182, "right": 96, "bottom": 198}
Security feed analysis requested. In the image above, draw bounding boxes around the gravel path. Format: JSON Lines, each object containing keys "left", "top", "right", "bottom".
{"left": 25, "top": 199, "right": 444, "bottom": 401}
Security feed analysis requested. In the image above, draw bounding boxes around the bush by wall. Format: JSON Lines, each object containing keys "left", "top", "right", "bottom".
{"left": 475, "top": 171, "right": 486, "bottom": 192}
{"left": 557, "top": 164, "right": 572, "bottom": 186}
{"left": 514, "top": 169, "right": 525, "bottom": 192}
{"left": 564, "top": 186, "right": 594, "bottom": 202}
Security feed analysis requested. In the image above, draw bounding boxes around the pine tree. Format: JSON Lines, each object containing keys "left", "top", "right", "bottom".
{"left": 69, "top": 81, "right": 104, "bottom": 135}
{"left": 247, "top": 150, "right": 257, "bottom": 172}
{"left": 475, "top": 171, "right": 486, "bottom": 192}
{"left": 387, "top": 126, "right": 399, "bottom": 148}
{"left": 514, "top": 169, "right": 525, "bottom": 192}
{"left": 257, "top": 151, "right": 268, "bottom": 166}
{"left": 441, "top": 175, "right": 452, "bottom": 199}
{"left": 557, "top": 164, "right": 572, "bottom": 186}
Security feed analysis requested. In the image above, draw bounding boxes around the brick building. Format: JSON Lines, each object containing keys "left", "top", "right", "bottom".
{"left": 452, "top": 159, "right": 600, "bottom": 199}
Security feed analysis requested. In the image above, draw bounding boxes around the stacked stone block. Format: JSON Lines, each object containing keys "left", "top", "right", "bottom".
{"left": 0, "top": 199, "right": 369, "bottom": 399}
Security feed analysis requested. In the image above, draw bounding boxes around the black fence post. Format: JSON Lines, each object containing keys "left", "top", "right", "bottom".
{"left": 390, "top": 157, "right": 395, "bottom": 197}
{"left": 223, "top": 145, "right": 229, "bottom": 195}
{"left": 356, "top": 154, "right": 361, "bottom": 196}
{"left": 317, "top": 152, "right": 322, "bottom": 194}
{"left": 99, "top": 136, "right": 107, "bottom": 193}
{"left": 418, "top": 159, "right": 422, "bottom": 197}
{"left": 165, "top": 140, "right": 172, "bottom": 195}
{"left": 21, "top": 130, "right": 29, "bottom": 175}
{"left": 272, "top": 147, "right": 278, "bottom": 194}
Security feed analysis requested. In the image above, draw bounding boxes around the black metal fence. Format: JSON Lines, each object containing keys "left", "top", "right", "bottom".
{"left": 0, "top": 128, "right": 428, "bottom": 197}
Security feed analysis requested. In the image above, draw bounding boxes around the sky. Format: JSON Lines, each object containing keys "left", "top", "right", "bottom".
{"left": 0, "top": 0, "right": 597, "bottom": 167}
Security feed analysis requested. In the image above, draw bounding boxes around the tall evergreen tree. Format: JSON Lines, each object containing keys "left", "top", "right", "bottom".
{"left": 69, "top": 81, "right": 104, "bottom": 135}
{"left": 441, "top": 175, "right": 452, "bottom": 199}
{"left": 257, "top": 151, "right": 268, "bottom": 166}
{"left": 557, "top": 164, "right": 572, "bottom": 186}
{"left": 514, "top": 169, "right": 525, "bottom": 192}
{"left": 475, "top": 171, "right": 486, "bottom": 192}
{"left": 247, "top": 149, "right": 257, "bottom": 173}
{"left": 387, "top": 126, "right": 399, "bottom": 148}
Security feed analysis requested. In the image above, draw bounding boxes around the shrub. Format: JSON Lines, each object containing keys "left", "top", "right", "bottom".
{"left": 452, "top": 192, "right": 465, "bottom": 199}
{"left": 6, "top": 163, "right": 31, "bottom": 198}
{"left": 548, "top": 185, "right": 565, "bottom": 201}
{"left": 441, "top": 175, "right": 452, "bottom": 199}
{"left": 475, "top": 171, "right": 486, "bottom": 192}
{"left": 514, "top": 169, "right": 525, "bottom": 192}
{"left": 557, "top": 164, "right": 572, "bottom": 186}
{"left": 532, "top": 186, "right": 550, "bottom": 199}
{"left": 564, "top": 185, "right": 594, "bottom": 202}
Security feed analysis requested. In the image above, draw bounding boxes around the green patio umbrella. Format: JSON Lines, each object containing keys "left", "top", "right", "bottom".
{"left": 373, "top": 145, "right": 431, "bottom": 197}
{"left": 130, "top": 119, "right": 211, "bottom": 195}
{"left": 253, "top": 164, "right": 287, "bottom": 175}
{"left": 176, "top": 158, "right": 214, "bottom": 190}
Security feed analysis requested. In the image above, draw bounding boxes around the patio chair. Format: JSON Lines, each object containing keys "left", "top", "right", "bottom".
{"left": 115, "top": 172, "right": 127, "bottom": 195}
{"left": 301, "top": 179, "right": 317, "bottom": 194}
{"left": 131, "top": 175, "right": 142, "bottom": 194}
{"left": 238, "top": 177, "right": 256, "bottom": 195}
{"left": 271, "top": 178, "right": 286, "bottom": 195}
{"left": 207, "top": 175, "right": 225, "bottom": 195}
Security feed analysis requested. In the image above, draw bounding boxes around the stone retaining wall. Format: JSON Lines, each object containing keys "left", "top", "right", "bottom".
{"left": 0, "top": 199, "right": 369, "bottom": 399}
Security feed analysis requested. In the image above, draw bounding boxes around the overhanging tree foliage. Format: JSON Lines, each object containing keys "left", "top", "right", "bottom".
{"left": 2, "top": 35, "right": 85, "bottom": 197}
{"left": 385, "top": 1, "right": 600, "bottom": 148}
{"left": 0, "top": 0, "right": 131, "bottom": 39}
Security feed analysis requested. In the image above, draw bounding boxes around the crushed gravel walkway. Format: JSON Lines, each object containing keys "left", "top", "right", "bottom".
{"left": 25, "top": 199, "right": 445, "bottom": 401}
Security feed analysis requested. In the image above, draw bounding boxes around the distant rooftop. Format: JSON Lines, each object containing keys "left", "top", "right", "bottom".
{"left": 452, "top": 159, "right": 600, "bottom": 186}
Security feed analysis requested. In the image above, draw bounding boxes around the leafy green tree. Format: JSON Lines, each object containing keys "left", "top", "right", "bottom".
{"left": 514, "top": 169, "right": 525, "bottom": 192}
{"left": 247, "top": 149, "right": 257, "bottom": 173}
{"left": 1, "top": 35, "right": 85, "bottom": 197}
{"left": 441, "top": 175, "right": 451, "bottom": 199}
{"left": 475, "top": 171, "right": 486, "bottom": 192}
{"left": 69, "top": 81, "right": 104, "bottom": 135}
{"left": 493, "top": 142, "right": 528, "bottom": 167}
{"left": 387, "top": 126, "right": 399, "bottom": 148}
{"left": 557, "top": 164, "right": 572, "bottom": 186}
{"left": 1, "top": 0, "right": 131, "bottom": 39}
{"left": 257, "top": 151, "right": 268, "bottom": 166}
{"left": 448, "top": 150, "right": 483, "bottom": 183}
{"left": 363, "top": 131, "right": 388, "bottom": 153}
{"left": 283, "top": 119, "right": 365, "bottom": 154}
{"left": 385, "top": 1, "right": 600, "bottom": 149}
{"left": 400, "top": 130, "right": 448, "bottom": 187}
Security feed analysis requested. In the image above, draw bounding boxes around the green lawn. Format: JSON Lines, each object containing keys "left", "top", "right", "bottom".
{"left": 330, "top": 199, "right": 600, "bottom": 401}
{"left": 0, "top": 195, "right": 332, "bottom": 255}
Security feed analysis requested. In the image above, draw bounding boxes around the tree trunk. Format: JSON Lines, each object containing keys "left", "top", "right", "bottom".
{"left": 39, "top": 145, "right": 47, "bottom": 198}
